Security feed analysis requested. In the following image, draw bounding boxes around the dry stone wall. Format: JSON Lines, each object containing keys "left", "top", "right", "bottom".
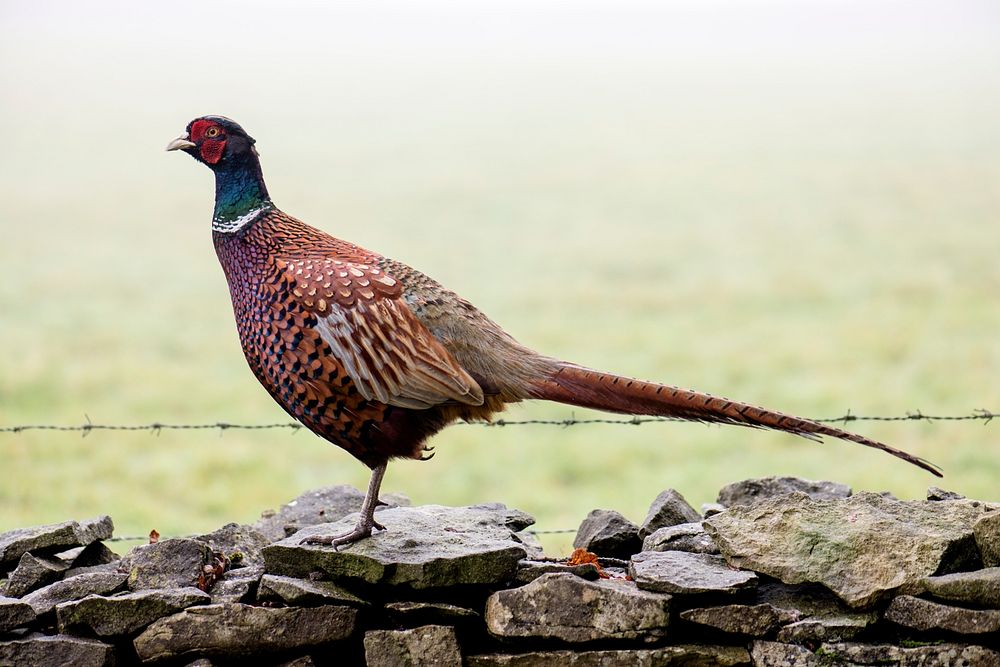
{"left": 0, "top": 478, "right": 998, "bottom": 666}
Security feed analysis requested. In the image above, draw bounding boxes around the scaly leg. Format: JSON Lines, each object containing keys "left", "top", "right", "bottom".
{"left": 302, "top": 462, "right": 388, "bottom": 548}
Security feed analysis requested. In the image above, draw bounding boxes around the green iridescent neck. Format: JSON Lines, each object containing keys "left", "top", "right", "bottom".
{"left": 212, "top": 153, "right": 272, "bottom": 225}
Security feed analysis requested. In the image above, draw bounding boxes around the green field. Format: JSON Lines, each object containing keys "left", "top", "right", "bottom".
{"left": 2, "top": 3, "right": 998, "bottom": 554}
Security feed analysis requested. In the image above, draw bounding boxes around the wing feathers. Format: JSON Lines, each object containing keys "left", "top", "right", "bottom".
{"left": 287, "top": 258, "right": 483, "bottom": 409}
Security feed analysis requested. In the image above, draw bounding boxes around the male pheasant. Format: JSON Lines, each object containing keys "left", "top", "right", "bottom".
{"left": 168, "top": 116, "right": 941, "bottom": 547}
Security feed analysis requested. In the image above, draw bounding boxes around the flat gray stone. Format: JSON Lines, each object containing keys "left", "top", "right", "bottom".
{"left": 573, "top": 510, "right": 641, "bottom": 559}
{"left": 630, "top": 551, "right": 757, "bottom": 595}
{"left": 0, "top": 596, "right": 36, "bottom": 632}
{"left": 364, "top": 625, "right": 462, "bottom": 667}
{"left": 21, "top": 570, "right": 128, "bottom": 616}
{"left": 705, "top": 492, "right": 990, "bottom": 607}
{"left": 818, "top": 642, "right": 1000, "bottom": 666}
{"left": 485, "top": 572, "right": 671, "bottom": 643}
{"left": 717, "top": 477, "right": 850, "bottom": 507}
{"left": 775, "top": 615, "right": 873, "bottom": 643}
{"left": 384, "top": 601, "right": 479, "bottom": 626}
{"left": 927, "top": 486, "right": 965, "bottom": 501}
{"left": 974, "top": 510, "right": 1000, "bottom": 567}
{"left": 2, "top": 552, "right": 68, "bottom": 597}
{"left": 254, "top": 484, "right": 409, "bottom": 542}
{"left": 755, "top": 581, "right": 860, "bottom": 618}
{"left": 57, "top": 587, "right": 210, "bottom": 637}
{"left": 122, "top": 538, "right": 212, "bottom": 590}
{"left": 752, "top": 581, "right": 876, "bottom": 642}
{"left": 209, "top": 565, "right": 263, "bottom": 604}
{"left": 468, "top": 645, "right": 751, "bottom": 667}
{"left": 750, "top": 641, "right": 817, "bottom": 667}
{"left": 64, "top": 561, "right": 121, "bottom": 579}
{"left": 257, "top": 573, "right": 366, "bottom": 606}
{"left": 0, "top": 634, "right": 114, "bottom": 667}
{"left": 918, "top": 567, "right": 1000, "bottom": 607}
{"left": 642, "top": 522, "right": 719, "bottom": 554}
{"left": 208, "top": 564, "right": 264, "bottom": 604}
{"left": 133, "top": 603, "right": 357, "bottom": 662}
{"left": 640, "top": 489, "right": 701, "bottom": 537}
{"left": 886, "top": 594, "right": 1000, "bottom": 635}
{"left": 0, "top": 516, "right": 113, "bottom": 568}
{"left": 264, "top": 504, "right": 532, "bottom": 589}
{"left": 680, "top": 603, "right": 797, "bottom": 636}
{"left": 514, "top": 559, "right": 600, "bottom": 584}
{"left": 196, "top": 523, "right": 270, "bottom": 568}
{"left": 58, "top": 541, "right": 119, "bottom": 573}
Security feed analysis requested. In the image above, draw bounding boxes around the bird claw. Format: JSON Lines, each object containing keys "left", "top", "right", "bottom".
{"left": 300, "top": 517, "right": 387, "bottom": 549}
{"left": 419, "top": 445, "right": 436, "bottom": 461}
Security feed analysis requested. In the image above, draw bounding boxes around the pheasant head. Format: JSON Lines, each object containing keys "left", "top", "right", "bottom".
{"left": 167, "top": 116, "right": 271, "bottom": 231}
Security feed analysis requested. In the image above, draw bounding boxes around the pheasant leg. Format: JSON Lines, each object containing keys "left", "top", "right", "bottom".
{"left": 302, "top": 462, "right": 387, "bottom": 548}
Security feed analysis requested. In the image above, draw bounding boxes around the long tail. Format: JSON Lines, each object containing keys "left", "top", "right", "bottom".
{"left": 528, "top": 363, "right": 942, "bottom": 477}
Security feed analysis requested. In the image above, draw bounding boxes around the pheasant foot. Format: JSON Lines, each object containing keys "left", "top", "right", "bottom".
{"left": 302, "top": 461, "right": 387, "bottom": 548}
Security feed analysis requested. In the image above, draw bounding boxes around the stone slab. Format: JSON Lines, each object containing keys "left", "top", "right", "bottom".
{"left": 0, "top": 596, "right": 36, "bottom": 632}
{"left": 680, "top": 602, "right": 797, "bottom": 636}
{"left": 918, "top": 567, "right": 1000, "bottom": 607}
{"left": 364, "top": 625, "right": 462, "bottom": 667}
{"left": 485, "top": 572, "right": 671, "bottom": 643}
{"left": 0, "top": 634, "right": 114, "bottom": 667}
{"left": 21, "top": 570, "right": 128, "bottom": 616}
{"left": 640, "top": 489, "right": 701, "bottom": 537}
{"left": 573, "top": 509, "right": 641, "bottom": 559}
{"left": 257, "top": 573, "right": 366, "bottom": 606}
{"left": 57, "top": 587, "right": 211, "bottom": 637}
{"left": 642, "top": 522, "right": 719, "bottom": 554}
{"left": 705, "top": 492, "right": 989, "bottom": 607}
{"left": 264, "top": 504, "right": 531, "bottom": 589}
{"left": 819, "top": 642, "right": 1000, "bottom": 666}
{"left": 630, "top": 551, "right": 757, "bottom": 595}
{"left": 886, "top": 595, "right": 1000, "bottom": 635}
{"left": 0, "top": 516, "right": 113, "bottom": 569}
{"left": 133, "top": 603, "right": 357, "bottom": 662}
{"left": 718, "top": 477, "right": 850, "bottom": 507}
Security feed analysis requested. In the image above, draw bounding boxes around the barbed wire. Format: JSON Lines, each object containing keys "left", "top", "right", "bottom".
{"left": 104, "top": 526, "right": 582, "bottom": 543}
{"left": 0, "top": 409, "right": 995, "bottom": 435}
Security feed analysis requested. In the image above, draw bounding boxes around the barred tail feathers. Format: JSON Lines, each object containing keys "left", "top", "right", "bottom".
{"left": 528, "top": 364, "right": 942, "bottom": 477}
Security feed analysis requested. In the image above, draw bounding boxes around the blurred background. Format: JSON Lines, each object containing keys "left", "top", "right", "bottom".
{"left": 1, "top": 0, "right": 998, "bottom": 553}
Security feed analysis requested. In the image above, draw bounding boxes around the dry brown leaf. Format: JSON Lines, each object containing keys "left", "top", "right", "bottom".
{"left": 567, "top": 547, "right": 610, "bottom": 579}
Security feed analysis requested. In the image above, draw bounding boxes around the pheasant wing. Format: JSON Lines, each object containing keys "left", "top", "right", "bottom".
{"left": 277, "top": 257, "right": 484, "bottom": 410}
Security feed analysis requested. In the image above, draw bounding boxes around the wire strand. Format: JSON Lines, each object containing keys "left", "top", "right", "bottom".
{"left": 1, "top": 410, "right": 995, "bottom": 434}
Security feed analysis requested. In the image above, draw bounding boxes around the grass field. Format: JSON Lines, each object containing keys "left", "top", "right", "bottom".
{"left": 2, "top": 2, "right": 998, "bottom": 554}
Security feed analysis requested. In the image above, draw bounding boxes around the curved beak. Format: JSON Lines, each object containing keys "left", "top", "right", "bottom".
{"left": 165, "top": 132, "right": 196, "bottom": 152}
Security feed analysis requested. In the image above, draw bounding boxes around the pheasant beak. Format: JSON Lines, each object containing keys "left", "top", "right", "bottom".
{"left": 165, "top": 132, "right": 196, "bottom": 152}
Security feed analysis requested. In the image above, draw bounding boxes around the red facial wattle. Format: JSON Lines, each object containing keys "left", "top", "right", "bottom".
{"left": 189, "top": 119, "right": 227, "bottom": 165}
{"left": 200, "top": 140, "right": 226, "bottom": 164}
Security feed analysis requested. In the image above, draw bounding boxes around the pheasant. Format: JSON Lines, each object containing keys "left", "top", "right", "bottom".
{"left": 167, "top": 116, "right": 941, "bottom": 547}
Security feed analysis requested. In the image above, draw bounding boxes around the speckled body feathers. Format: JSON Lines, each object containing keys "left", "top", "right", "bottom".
{"left": 214, "top": 209, "right": 553, "bottom": 468}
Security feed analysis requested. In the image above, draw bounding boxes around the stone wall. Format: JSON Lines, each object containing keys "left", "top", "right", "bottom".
{"left": 0, "top": 478, "right": 998, "bottom": 666}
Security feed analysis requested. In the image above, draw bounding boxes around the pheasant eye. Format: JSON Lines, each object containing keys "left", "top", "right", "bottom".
{"left": 206, "top": 127, "right": 221, "bottom": 138}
